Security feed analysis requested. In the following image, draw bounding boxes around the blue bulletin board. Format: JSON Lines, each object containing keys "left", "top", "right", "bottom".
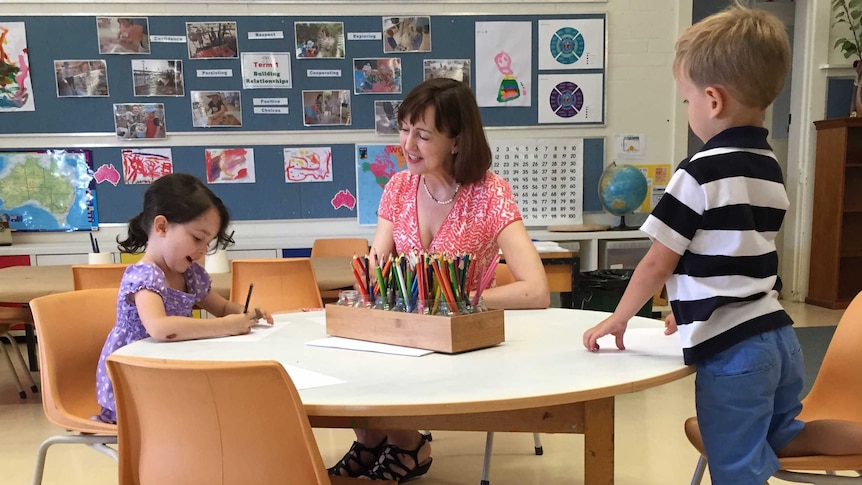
{"left": 0, "top": 13, "right": 607, "bottom": 223}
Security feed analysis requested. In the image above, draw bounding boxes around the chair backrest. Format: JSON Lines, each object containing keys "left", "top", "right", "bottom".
{"left": 798, "top": 290, "right": 862, "bottom": 422}
{"left": 495, "top": 263, "right": 516, "bottom": 286}
{"left": 310, "top": 238, "right": 369, "bottom": 258}
{"left": 29, "top": 288, "right": 118, "bottom": 434}
{"left": 229, "top": 258, "right": 323, "bottom": 313}
{"left": 106, "top": 355, "right": 331, "bottom": 485}
{"left": 72, "top": 263, "right": 130, "bottom": 290}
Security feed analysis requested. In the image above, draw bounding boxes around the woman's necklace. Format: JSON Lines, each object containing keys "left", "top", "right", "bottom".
{"left": 422, "top": 176, "right": 461, "bottom": 205}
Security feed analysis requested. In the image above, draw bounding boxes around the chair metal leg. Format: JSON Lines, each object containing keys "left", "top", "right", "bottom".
{"left": 0, "top": 340, "right": 26, "bottom": 398}
{"left": 773, "top": 470, "right": 862, "bottom": 484}
{"left": 532, "top": 432, "right": 543, "bottom": 455}
{"left": 690, "top": 455, "right": 707, "bottom": 485}
{"left": 32, "top": 434, "right": 118, "bottom": 485}
{"left": 480, "top": 431, "right": 494, "bottom": 485}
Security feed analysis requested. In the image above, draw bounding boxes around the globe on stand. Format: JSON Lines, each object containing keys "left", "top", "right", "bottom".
{"left": 598, "top": 162, "right": 648, "bottom": 230}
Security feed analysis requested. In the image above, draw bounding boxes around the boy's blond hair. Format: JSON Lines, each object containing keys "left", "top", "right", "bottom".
{"left": 673, "top": 1, "right": 790, "bottom": 109}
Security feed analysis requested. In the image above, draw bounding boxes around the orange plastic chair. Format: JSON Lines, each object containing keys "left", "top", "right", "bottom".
{"left": 71, "top": 263, "right": 130, "bottom": 290}
{"left": 29, "top": 288, "right": 119, "bottom": 485}
{"left": 684, "top": 291, "right": 862, "bottom": 484}
{"left": 310, "top": 238, "right": 369, "bottom": 258}
{"left": 106, "top": 355, "right": 395, "bottom": 485}
{"left": 0, "top": 306, "right": 38, "bottom": 398}
{"left": 229, "top": 258, "right": 323, "bottom": 313}
{"left": 482, "top": 263, "right": 544, "bottom": 484}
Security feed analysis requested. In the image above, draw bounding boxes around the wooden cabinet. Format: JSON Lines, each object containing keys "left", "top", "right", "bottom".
{"left": 806, "top": 118, "right": 862, "bottom": 309}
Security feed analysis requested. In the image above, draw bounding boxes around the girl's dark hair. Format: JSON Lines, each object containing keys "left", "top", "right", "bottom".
{"left": 117, "top": 173, "right": 231, "bottom": 253}
{"left": 396, "top": 78, "right": 491, "bottom": 185}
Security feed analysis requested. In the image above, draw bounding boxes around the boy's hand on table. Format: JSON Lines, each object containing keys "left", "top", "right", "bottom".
{"left": 583, "top": 316, "right": 628, "bottom": 351}
{"left": 664, "top": 313, "right": 678, "bottom": 335}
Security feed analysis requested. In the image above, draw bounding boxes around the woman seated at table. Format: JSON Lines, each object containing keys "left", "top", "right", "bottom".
{"left": 327, "top": 78, "right": 550, "bottom": 482}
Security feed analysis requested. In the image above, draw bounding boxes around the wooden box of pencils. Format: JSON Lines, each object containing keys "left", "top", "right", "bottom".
{"left": 324, "top": 304, "right": 505, "bottom": 354}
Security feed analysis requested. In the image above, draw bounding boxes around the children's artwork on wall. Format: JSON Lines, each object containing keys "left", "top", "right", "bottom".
{"left": 121, "top": 148, "right": 173, "bottom": 184}
{"left": 537, "top": 73, "right": 604, "bottom": 124}
{"left": 475, "top": 22, "right": 532, "bottom": 107}
{"left": 113, "top": 103, "right": 167, "bottom": 139}
{"left": 423, "top": 59, "right": 471, "bottom": 86}
{"left": 374, "top": 100, "right": 401, "bottom": 136}
{"left": 97, "top": 17, "right": 150, "bottom": 54}
{"left": 353, "top": 58, "right": 402, "bottom": 94}
{"left": 537, "top": 18, "right": 605, "bottom": 70}
{"left": 191, "top": 91, "right": 242, "bottom": 127}
{"left": 302, "top": 90, "right": 352, "bottom": 126}
{"left": 294, "top": 22, "right": 345, "bottom": 59}
{"left": 131, "top": 60, "right": 184, "bottom": 96}
{"left": 54, "top": 60, "right": 108, "bottom": 97}
{"left": 382, "top": 16, "right": 431, "bottom": 53}
{"left": 283, "top": 147, "right": 333, "bottom": 183}
{"left": 186, "top": 22, "right": 238, "bottom": 59}
{"left": 94, "top": 164, "right": 121, "bottom": 186}
{"left": 0, "top": 22, "right": 34, "bottom": 111}
{"left": 205, "top": 148, "right": 255, "bottom": 183}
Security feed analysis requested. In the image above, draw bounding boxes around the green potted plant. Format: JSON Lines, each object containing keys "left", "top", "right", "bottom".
{"left": 832, "top": 0, "right": 862, "bottom": 115}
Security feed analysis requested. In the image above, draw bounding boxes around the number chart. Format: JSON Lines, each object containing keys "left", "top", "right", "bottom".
{"left": 491, "top": 139, "right": 583, "bottom": 226}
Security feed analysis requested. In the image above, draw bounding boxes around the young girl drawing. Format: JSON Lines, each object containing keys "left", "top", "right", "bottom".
{"left": 94, "top": 173, "right": 273, "bottom": 423}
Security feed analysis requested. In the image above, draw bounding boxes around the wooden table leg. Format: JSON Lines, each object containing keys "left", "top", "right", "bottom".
{"left": 584, "top": 397, "right": 614, "bottom": 485}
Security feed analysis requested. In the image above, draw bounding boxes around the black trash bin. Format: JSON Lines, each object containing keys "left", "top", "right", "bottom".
{"left": 572, "top": 269, "right": 653, "bottom": 317}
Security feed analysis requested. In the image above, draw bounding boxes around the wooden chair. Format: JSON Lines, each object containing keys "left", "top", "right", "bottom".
{"left": 684, "top": 291, "right": 862, "bottom": 484}
{"left": 0, "top": 306, "right": 38, "bottom": 398}
{"left": 229, "top": 258, "right": 323, "bottom": 314}
{"left": 29, "top": 288, "right": 119, "bottom": 485}
{"left": 105, "top": 355, "right": 395, "bottom": 485}
{"left": 481, "top": 263, "right": 544, "bottom": 485}
{"left": 310, "top": 237, "right": 369, "bottom": 258}
{"left": 71, "top": 263, "right": 130, "bottom": 290}
{"left": 311, "top": 239, "right": 369, "bottom": 304}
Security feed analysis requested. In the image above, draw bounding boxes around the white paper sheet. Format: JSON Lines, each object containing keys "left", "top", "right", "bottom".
{"left": 210, "top": 322, "right": 283, "bottom": 342}
{"left": 305, "top": 337, "right": 433, "bottom": 357}
{"left": 282, "top": 364, "right": 345, "bottom": 390}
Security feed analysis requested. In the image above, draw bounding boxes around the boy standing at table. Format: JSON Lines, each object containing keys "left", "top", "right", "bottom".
{"left": 583, "top": 2, "right": 862, "bottom": 484}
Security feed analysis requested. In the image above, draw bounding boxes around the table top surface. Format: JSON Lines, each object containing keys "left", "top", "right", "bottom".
{"left": 0, "top": 257, "right": 354, "bottom": 304}
{"left": 115, "top": 308, "right": 693, "bottom": 418}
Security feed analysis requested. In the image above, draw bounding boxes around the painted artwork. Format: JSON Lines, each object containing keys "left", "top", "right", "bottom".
{"left": 0, "top": 22, "right": 34, "bottom": 111}
{"left": 537, "top": 73, "right": 604, "bottom": 124}
{"left": 356, "top": 144, "right": 407, "bottom": 225}
{"left": 382, "top": 16, "right": 431, "bottom": 53}
{"left": 54, "top": 60, "right": 109, "bottom": 97}
{"left": 537, "top": 18, "right": 605, "bottom": 70}
{"left": 283, "top": 147, "right": 332, "bottom": 183}
{"left": 97, "top": 17, "right": 150, "bottom": 54}
{"left": 186, "top": 22, "right": 238, "bottom": 59}
{"left": 294, "top": 22, "right": 345, "bottom": 59}
{"left": 353, "top": 58, "right": 402, "bottom": 94}
{"left": 121, "top": 148, "right": 173, "bottom": 184}
{"left": 205, "top": 148, "right": 255, "bottom": 183}
{"left": 475, "top": 22, "right": 532, "bottom": 107}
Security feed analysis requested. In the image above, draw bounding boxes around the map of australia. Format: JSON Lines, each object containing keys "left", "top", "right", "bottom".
{"left": 0, "top": 150, "right": 98, "bottom": 231}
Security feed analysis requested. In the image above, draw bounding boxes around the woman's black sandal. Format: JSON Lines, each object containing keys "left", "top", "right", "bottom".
{"left": 327, "top": 436, "right": 388, "bottom": 477}
{"left": 363, "top": 434, "right": 432, "bottom": 483}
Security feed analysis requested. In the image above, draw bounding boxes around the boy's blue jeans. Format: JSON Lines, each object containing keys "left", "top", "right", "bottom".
{"left": 695, "top": 325, "right": 805, "bottom": 485}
